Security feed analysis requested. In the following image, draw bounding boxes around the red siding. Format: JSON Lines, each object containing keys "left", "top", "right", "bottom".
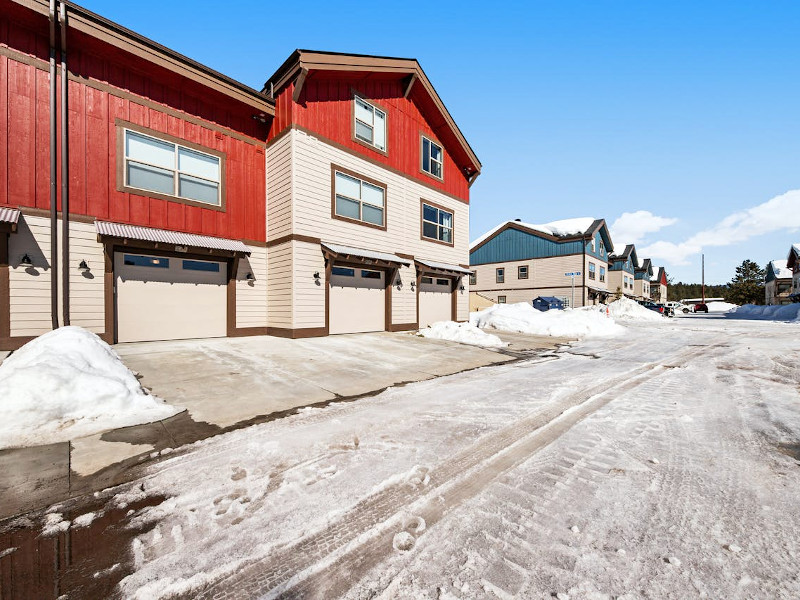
{"left": 268, "top": 74, "right": 470, "bottom": 202}
{"left": 0, "top": 8, "right": 268, "bottom": 242}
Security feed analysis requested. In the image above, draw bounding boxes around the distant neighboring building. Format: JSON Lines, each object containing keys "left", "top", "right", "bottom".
{"left": 765, "top": 259, "right": 793, "bottom": 305}
{"left": 607, "top": 245, "right": 638, "bottom": 299}
{"left": 469, "top": 218, "right": 613, "bottom": 308}
{"left": 634, "top": 258, "right": 654, "bottom": 300}
{"left": 650, "top": 267, "right": 668, "bottom": 302}
{"left": 787, "top": 244, "right": 800, "bottom": 303}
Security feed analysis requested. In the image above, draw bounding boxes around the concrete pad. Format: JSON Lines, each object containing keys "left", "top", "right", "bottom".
{"left": 0, "top": 442, "right": 70, "bottom": 519}
{"left": 71, "top": 435, "right": 154, "bottom": 476}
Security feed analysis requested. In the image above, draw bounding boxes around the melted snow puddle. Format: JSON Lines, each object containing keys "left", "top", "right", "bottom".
{"left": 0, "top": 494, "right": 166, "bottom": 599}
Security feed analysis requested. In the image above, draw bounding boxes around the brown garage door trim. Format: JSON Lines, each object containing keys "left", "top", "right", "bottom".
{"left": 414, "top": 262, "right": 464, "bottom": 326}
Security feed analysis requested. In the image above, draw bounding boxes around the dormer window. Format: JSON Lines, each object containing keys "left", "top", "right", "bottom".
{"left": 421, "top": 135, "right": 443, "bottom": 179}
{"left": 354, "top": 96, "right": 386, "bottom": 152}
{"left": 599, "top": 240, "right": 605, "bottom": 256}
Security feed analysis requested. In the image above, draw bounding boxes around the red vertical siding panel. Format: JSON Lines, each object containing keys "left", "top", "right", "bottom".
{"left": 85, "top": 85, "right": 107, "bottom": 218}
{"left": 7, "top": 59, "right": 35, "bottom": 208}
{"left": 34, "top": 66, "right": 50, "bottom": 210}
{"left": 107, "top": 95, "right": 129, "bottom": 222}
{"left": 68, "top": 78, "right": 87, "bottom": 216}
{"left": 0, "top": 56, "right": 8, "bottom": 206}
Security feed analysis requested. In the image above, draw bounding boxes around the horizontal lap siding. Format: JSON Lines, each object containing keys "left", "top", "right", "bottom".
{"left": 266, "top": 242, "right": 292, "bottom": 329}
{"left": 472, "top": 255, "right": 584, "bottom": 293}
{"left": 236, "top": 246, "right": 267, "bottom": 329}
{"left": 266, "top": 133, "right": 292, "bottom": 239}
{"left": 584, "top": 255, "right": 607, "bottom": 294}
{"left": 393, "top": 264, "right": 416, "bottom": 325}
{"left": 291, "top": 241, "right": 325, "bottom": 329}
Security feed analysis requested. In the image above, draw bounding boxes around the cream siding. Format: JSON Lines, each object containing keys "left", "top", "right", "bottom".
{"left": 291, "top": 240, "right": 326, "bottom": 329}
{"left": 393, "top": 264, "right": 417, "bottom": 325}
{"left": 266, "top": 241, "right": 292, "bottom": 329}
{"left": 8, "top": 215, "right": 104, "bottom": 337}
{"left": 266, "top": 131, "right": 293, "bottom": 240}
{"left": 235, "top": 245, "right": 268, "bottom": 329}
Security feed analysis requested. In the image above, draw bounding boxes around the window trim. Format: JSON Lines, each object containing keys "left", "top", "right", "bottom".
{"left": 588, "top": 262, "right": 596, "bottom": 280}
{"left": 469, "top": 272, "right": 476, "bottom": 286}
{"left": 420, "top": 132, "right": 444, "bottom": 181}
{"left": 599, "top": 266, "right": 606, "bottom": 282}
{"left": 115, "top": 120, "right": 226, "bottom": 212}
{"left": 498, "top": 295, "right": 507, "bottom": 304}
{"left": 496, "top": 268, "right": 505, "bottom": 284}
{"left": 419, "top": 199, "right": 455, "bottom": 247}
{"left": 351, "top": 91, "right": 389, "bottom": 156}
{"left": 518, "top": 265, "right": 529, "bottom": 280}
{"left": 330, "top": 164, "right": 388, "bottom": 231}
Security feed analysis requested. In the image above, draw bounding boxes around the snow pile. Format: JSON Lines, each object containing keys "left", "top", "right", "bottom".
{"left": 419, "top": 321, "right": 507, "bottom": 348}
{"left": 706, "top": 301, "right": 738, "bottom": 313}
{"left": 603, "top": 297, "right": 664, "bottom": 322}
{"left": 726, "top": 304, "right": 800, "bottom": 322}
{"left": 0, "top": 327, "right": 180, "bottom": 449}
{"left": 471, "top": 217, "right": 595, "bottom": 249}
{"left": 470, "top": 302, "right": 624, "bottom": 339}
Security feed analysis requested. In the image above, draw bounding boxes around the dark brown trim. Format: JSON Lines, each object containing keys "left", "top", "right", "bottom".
{"left": 241, "top": 239, "right": 268, "bottom": 248}
{"left": 103, "top": 242, "right": 115, "bottom": 343}
{"left": 0, "top": 336, "right": 36, "bottom": 351}
{"left": 282, "top": 125, "right": 469, "bottom": 205}
{"left": 0, "top": 47, "right": 268, "bottom": 148}
{"left": 229, "top": 326, "right": 269, "bottom": 338}
{"left": 115, "top": 120, "right": 227, "bottom": 212}
{"left": 267, "top": 326, "right": 328, "bottom": 339}
{"left": 292, "top": 68, "right": 309, "bottom": 103}
{"left": 350, "top": 88, "right": 389, "bottom": 157}
{"left": 265, "top": 125, "right": 293, "bottom": 148}
{"left": 388, "top": 322, "right": 418, "bottom": 332}
{"left": 226, "top": 256, "right": 239, "bottom": 336}
{"left": 451, "top": 277, "right": 458, "bottom": 322}
{"left": 395, "top": 252, "right": 415, "bottom": 261}
{"left": 518, "top": 265, "right": 529, "bottom": 280}
{"left": 325, "top": 256, "right": 394, "bottom": 334}
{"left": 0, "top": 233, "right": 10, "bottom": 340}
{"left": 419, "top": 131, "right": 444, "bottom": 182}
{"left": 403, "top": 73, "right": 417, "bottom": 99}
{"left": 324, "top": 256, "right": 332, "bottom": 335}
{"left": 330, "top": 164, "right": 388, "bottom": 231}
{"left": 419, "top": 198, "right": 455, "bottom": 247}
{"left": 18, "top": 207, "right": 95, "bottom": 224}
{"left": 265, "top": 234, "right": 322, "bottom": 248}
{"left": 495, "top": 267, "right": 505, "bottom": 284}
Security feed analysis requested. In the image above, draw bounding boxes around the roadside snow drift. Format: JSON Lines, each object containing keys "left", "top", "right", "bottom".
{"left": 602, "top": 297, "right": 664, "bottom": 322}
{"left": 419, "top": 321, "right": 506, "bottom": 348}
{"left": 470, "top": 302, "right": 624, "bottom": 339}
{"left": 726, "top": 304, "right": 800, "bottom": 322}
{"left": 706, "top": 301, "right": 738, "bottom": 313}
{"left": 0, "top": 327, "right": 180, "bottom": 449}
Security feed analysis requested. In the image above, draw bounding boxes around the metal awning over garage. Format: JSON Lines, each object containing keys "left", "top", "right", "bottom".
{"left": 321, "top": 243, "right": 411, "bottom": 268}
{"left": 587, "top": 286, "right": 610, "bottom": 295}
{"left": 96, "top": 221, "right": 250, "bottom": 256}
{"left": 415, "top": 259, "right": 472, "bottom": 277}
{"left": 0, "top": 207, "right": 20, "bottom": 233}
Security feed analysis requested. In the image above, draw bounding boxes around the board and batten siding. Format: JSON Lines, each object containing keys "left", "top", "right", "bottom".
{"left": 235, "top": 245, "right": 267, "bottom": 329}
{"left": 284, "top": 129, "right": 469, "bottom": 324}
{"left": 8, "top": 215, "right": 105, "bottom": 337}
{"left": 470, "top": 228, "right": 585, "bottom": 266}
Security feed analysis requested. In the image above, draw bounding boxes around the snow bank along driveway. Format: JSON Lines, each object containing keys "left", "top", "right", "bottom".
{"left": 32, "top": 318, "right": 800, "bottom": 599}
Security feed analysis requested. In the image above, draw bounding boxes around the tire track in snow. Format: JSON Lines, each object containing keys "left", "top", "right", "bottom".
{"left": 191, "top": 339, "right": 727, "bottom": 599}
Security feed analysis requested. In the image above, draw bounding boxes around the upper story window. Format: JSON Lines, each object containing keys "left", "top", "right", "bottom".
{"left": 122, "top": 128, "right": 222, "bottom": 207}
{"left": 354, "top": 96, "right": 386, "bottom": 152}
{"left": 589, "top": 263, "right": 596, "bottom": 280}
{"left": 421, "top": 135, "right": 443, "bottom": 179}
{"left": 600, "top": 266, "right": 606, "bottom": 282}
{"left": 599, "top": 240, "right": 605, "bottom": 256}
{"left": 590, "top": 237, "right": 596, "bottom": 252}
{"left": 332, "top": 166, "right": 386, "bottom": 229}
{"left": 496, "top": 268, "right": 505, "bottom": 283}
{"left": 518, "top": 265, "right": 529, "bottom": 279}
{"left": 421, "top": 201, "right": 453, "bottom": 245}
{"left": 469, "top": 272, "right": 477, "bottom": 286}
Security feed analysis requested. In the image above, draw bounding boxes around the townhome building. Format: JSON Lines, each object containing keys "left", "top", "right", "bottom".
{"left": 0, "top": 1, "right": 480, "bottom": 350}
{"left": 764, "top": 259, "right": 793, "bottom": 305}
{"left": 650, "top": 266, "right": 668, "bottom": 302}
{"left": 633, "top": 258, "right": 653, "bottom": 300}
{"left": 607, "top": 245, "right": 638, "bottom": 299}
{"left": 469, "top": 218, "right": 613, "bottom": 308}
{"left": 786, "top": 245, "right": 800, "bottom": 303}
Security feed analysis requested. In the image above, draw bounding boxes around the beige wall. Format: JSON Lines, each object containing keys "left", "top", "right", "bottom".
{"left": 292, "top": 240, "right": 326, "bottom": 329}
{"left": 266, "top": 241, "right": 293, "bottom": 329}
{"left": 634, "top": 277, "right": 650, "bottom": 300}
{"left": 393, "top": 264, "right": 417, "bottom": 325}
{"left": 266, "top": 131, "right": 293, "bottom": 240}
{"left": 8, "top": 215, "right": 105, "bottom": 337}
{"left": 765, "top": 279, "right": 793, "bottom": 305}
{"left": 235, "top": 245, "right": 268, "bottom": 329}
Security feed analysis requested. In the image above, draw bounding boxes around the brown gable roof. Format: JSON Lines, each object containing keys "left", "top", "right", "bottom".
{"left": 264, "top": 50, "right": 481, "bottom": 179}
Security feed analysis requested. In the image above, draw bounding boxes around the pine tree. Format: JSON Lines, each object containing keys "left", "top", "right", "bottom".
{"left": 727, "top": 260, "right": 765, "bottom": 305}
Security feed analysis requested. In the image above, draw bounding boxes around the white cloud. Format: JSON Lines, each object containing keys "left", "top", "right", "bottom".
{"left": 640, "top": 189, "right": 800, "bottom": 266}
{"left": 609, "top": 211, "right": 678, "bottom": 245}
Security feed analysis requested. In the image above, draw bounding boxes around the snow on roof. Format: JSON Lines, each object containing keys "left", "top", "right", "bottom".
{"left": 470, "top": 217, "right": 597, "bottom": 250}
{"left": 769, "top": 259, "right": 793, "bottom": 279}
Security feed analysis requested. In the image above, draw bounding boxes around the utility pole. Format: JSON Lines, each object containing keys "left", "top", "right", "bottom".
{"left": 702, "top": 254, "right": 705, "bottom": 303}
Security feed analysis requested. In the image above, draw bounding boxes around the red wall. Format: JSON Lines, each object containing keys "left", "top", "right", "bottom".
{"left": 0, "top": 6, "right": 268, "bottom": 242}
{"left": 269, "top": 74, "right": 471, "bottom": 202}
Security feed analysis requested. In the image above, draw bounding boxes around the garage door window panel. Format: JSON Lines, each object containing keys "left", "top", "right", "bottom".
{"left": 183, "top": 259, "right": 221, "bottom": 272}
{"left": 332, "top": 167, "right": 386, "bottom": 229}
{"left": 332, "top": 267, "right": 355, "bottom": 277}
{"left": 119, "top": 124, "right": 224, "bottom": 210}
{"left": 124, "top": 254, "right": 169, "bottom": 268}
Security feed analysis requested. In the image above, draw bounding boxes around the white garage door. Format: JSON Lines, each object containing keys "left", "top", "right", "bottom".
{"left": 418, "top": 276, "right": 453, "bottom": 328}
{"left": 115, "top": 252, "right": 227, "bottom": 343}
{"left": 329, "top": 266, "right": 385, "bottom": 335}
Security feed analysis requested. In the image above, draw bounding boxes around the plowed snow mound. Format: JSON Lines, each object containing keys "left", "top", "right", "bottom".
{"left": 470, "top": 302, "right": 624, "bottom": 339}
{"left": 602, "top": 297, "right": 664, "bottom": 321}
{"left": 726, "top": 304, "right": 800, "bottom": 322}
{"left": 0, "top": 326, "right": 180, "bottom": 449}
{"left": 419, "top": 321, "right": 506, "bottom": 348}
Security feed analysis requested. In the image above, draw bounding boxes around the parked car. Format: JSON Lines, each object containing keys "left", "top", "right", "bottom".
{"left": 637, "top": 300, "right": 673, "bottom": 317}
{"left": 693, "top": 303, "right": 709, "bottom": 313}
{"left": 533, "top": 296, "right": 565, "bottom": 311}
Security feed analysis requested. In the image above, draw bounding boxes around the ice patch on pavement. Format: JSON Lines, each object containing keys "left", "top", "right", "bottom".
{"left": 419, "top": 321, "right": 507, "bottom": 348}
{"left": 470, "top": 302, "right": 624, "bottom": 339}
{"left": 726, "top": 304, "right": 800, "bottom": 322}
{"left": 0, "top": 326, "right": 181, "bottom": 449}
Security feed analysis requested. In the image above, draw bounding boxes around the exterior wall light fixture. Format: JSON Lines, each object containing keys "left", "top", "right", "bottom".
{"left": 245, "top": 272, "right": 255, "bottom": 281}
{"left": 21, "top": 253, "right": 32, "bottom": 265}
{"left": 78, "top": 260, "right": 90, "bottom": 272}
{"left": 313, "top": 271, "right": 321, "bottom": 285}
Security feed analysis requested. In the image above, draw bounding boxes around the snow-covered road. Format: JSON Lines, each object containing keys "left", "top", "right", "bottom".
{"left": 33, "top": 318, "right": 800, "bottom": 599}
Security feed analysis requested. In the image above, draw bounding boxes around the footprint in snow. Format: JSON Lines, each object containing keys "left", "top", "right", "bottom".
{"left": 393, "top": 531, "right": 415, "bottom": 552}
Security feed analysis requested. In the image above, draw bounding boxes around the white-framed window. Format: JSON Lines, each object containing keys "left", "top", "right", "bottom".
{"left": 518, "top": 265, "right": 528, "bottom": 279}
{"left": 354, "top": 96, "right": 386, "bottom": 152}
{"left": 600, "top": 266, "right": 606, "bottom": 282}
{"left": 496, "top": 268, "right": 505, "bottom": 283}
{"left": 421, "top": 135, "right": 443, "bottom": 179}
{"left": 333, "top": 169, "right": 385, "bottom": 227}
{"left": 421, "top": 202, "right": 453, "bottom": 244}
{"left": 591, "top": 237, "right": 596, "bottom": 252}
{"left": 589, "top": 263, "right": 596, "bottom": 280}
{"left": 123, "top": 129, "right": 221, "bottom": 206}
{"left": 469, "top": 272, "right": 476, "bottom": 286}
{"left": 498, "top": 295, "right": 507, "bottom": 304}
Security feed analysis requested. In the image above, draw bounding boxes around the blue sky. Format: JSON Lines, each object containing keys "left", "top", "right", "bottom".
{"left": 82, "top": 0, "right": 800, "bottom": 284}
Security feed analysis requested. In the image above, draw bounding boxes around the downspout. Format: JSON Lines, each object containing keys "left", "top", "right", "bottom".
{"left": 49, "top": 0, "right": 59, "bottom": 329}
{"left": 60, "top": 0, "right": 70, "bottom": 325}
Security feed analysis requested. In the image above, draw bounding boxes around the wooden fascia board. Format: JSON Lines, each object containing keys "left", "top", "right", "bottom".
{"left": 23, "top": 0, "right": 274, "bottom": 114}
{"left": 403, "top": 73, "right": 417, "bottom": 98}
{"left": 292, "top": 68, "right": 309, "bottom": 102}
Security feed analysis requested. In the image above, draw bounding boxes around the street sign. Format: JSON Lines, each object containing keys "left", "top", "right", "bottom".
{"left": 564, "top": 272, "right": 581, "bottom": 277}
{"left": 564, "top": 272, "right": 581, "bottom": 307}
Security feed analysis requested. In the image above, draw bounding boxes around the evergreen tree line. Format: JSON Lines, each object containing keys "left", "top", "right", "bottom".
{"left": 666, "top": 259, "right": 767, "bottom": 305}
